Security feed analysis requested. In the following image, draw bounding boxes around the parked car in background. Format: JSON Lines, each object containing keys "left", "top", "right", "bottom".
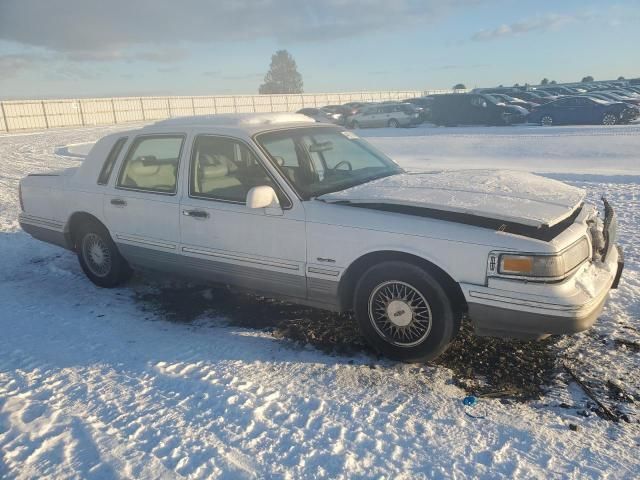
{"left": 591, "top": 91, "right": 640, "bottom": 106}
{"left": 18, "top": 113, "right": 623, "bottom": 362}
{"left": 430, "top": 93, "right": 528, "bottom": 126}
{"left": 320, "top": 105, "right": 352, "bottom": 125}
{"left": 490, "top": 94, "right": 536, "bottom": 111}
{"left": 297, "top": 108, "right": 339, "bottom": 124}
{"left": 511, "top": 91, "right": 555, "bottom": 104}
{"left": 538, "top": 86, "right": 585, "bottom": 95}
{"left": 403, "top": 96, "right": 435, "bottom": 123}
{"left": 528, "top": 96, "right": 639, "bottom": 125}
{"left": 347, "top": 103, "right": 420, "bottom": 128}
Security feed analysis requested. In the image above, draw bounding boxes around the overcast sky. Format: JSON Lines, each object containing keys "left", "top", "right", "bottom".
{"left": 1, "top": 0, "right": 638, "bottom": 99}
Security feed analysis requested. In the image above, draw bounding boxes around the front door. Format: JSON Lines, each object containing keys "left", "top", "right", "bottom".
{"left": 179, "top": 134, "right": 307, "bottom": 300}
{"left": 104, "top": 134, "right": 186, "bottom": 268}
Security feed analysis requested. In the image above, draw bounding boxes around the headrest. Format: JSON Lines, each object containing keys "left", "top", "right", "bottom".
{"left": 128, "top": 159, "right": 160, "bottom": 176}
{"left": 201, "top": 164, "right": 228, "bottom": 179}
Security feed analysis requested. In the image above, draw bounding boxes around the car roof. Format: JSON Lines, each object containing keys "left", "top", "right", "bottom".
{"left": 103, "top": 113, "right": 328, "bottom": 141}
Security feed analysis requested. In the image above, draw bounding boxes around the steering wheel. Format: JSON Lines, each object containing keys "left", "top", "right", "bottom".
{"left": 333, "top": 160, "right": 353, "bottom": 171}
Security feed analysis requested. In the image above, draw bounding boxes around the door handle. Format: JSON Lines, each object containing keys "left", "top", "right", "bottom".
{"left": 183, "top": 209, "right": 209, "bottom": 219}
{"left": 110, "top": 198, "right": 127, "bottom": 207}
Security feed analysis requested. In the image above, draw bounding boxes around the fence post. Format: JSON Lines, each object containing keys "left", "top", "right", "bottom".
{"left": 213, "top": 96, "right": 217, "bottom": 114}
{"left": 232, "top": 96, "right": 237, "bottom": 113}
{"left": 78, "top": 100, "right": 85, "bottom": 126}
{"left": 41, "top": 101, "right": 50, "bottom": 129}
{"left": 269, "top": 95, "right": 274, "bottom": 112}
{"left": 251, "top": 96, "right": 256, "bottom": 113}
{"left": 166, "top": 98, "right": 172, "bottom": 118}
{"left": 110, "top": 98, "right": 117, "bottom": 124}
{"left": 191, "top": 97, "right": 196, "bottom": 115}
{"left": 285, "top": 95, "right": 290, "bottom": 112}
{"left": 0, "top": 102, "right": 8, "bottom": 132}
{"left": 140, "top": 98, "right": 146, "bottom": 120}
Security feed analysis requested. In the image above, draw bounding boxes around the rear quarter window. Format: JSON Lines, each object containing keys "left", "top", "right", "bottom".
{"left": 97, "top": 137, "right": 127, "bottom": 185}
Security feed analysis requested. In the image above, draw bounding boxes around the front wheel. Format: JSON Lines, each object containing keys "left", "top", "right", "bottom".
{"left": 354, "top": 261, "right": 459, "bottom": 362}
{"left": 76, "top": 222, "right": 132, "bottom": 288}
{"left": 388, "top": 118, "right": 400, "bottom": 128}
{"left": 540, "top": 115, "right": 554, "bottom": 126}
{"left": 602, "top": 113, "right": 617, "bottom": 125}
{"left": 351, "top": 120, "right": 360, "bottom": 129}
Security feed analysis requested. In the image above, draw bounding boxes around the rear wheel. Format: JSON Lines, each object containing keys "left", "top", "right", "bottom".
{"left": 351, "top": 120, "right": 360, "bottom": 129}
{"left": 388, "top": 118, "right": 400, "bottom": 128}
{"left": 540, "top": 115, "right": 554, "bottom": 126}
{"left": 354, "top": 261, "right": 459, "bottom": 362}
{"left": 602, "top": 113, "right": 617, "bottom": 125}
{"left": 76, "top": 222, "right": 132, "bottom": 288}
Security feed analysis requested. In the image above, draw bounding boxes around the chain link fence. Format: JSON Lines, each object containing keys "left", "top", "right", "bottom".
{"left": 0, "top": 90, "right": 455, "bottom": 132}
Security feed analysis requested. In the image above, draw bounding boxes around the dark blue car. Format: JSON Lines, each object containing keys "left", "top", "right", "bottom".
{"left": 528, "top": 96, "right": 638, "bottom": 126}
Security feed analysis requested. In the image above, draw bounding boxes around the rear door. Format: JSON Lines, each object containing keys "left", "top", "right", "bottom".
{"left": 103, "top": 133, "right": 186, "bottom": 267}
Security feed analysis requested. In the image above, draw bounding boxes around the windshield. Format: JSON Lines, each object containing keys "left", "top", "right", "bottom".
{"left": 483, "top": 94, "right": 502, "bottom": 104}
{"left": 256, "top": 127, "right": 403, "bottom": 199}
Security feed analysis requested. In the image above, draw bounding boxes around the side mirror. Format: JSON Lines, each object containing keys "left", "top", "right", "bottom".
{"left": 246, "top": 186, "right": 280, "bottom": 210}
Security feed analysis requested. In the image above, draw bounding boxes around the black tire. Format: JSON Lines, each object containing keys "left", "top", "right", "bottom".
{"left": 354, "top": 261, "right": 459, "bottom": 362}
{"left": 388, "top": 118, "right": 400, "bottom": 128}
{"left": 351, "top": 120, "right": 360, "bottom": 129}
{"left": 76, "top": 221, "right": 132, "bottom": 288}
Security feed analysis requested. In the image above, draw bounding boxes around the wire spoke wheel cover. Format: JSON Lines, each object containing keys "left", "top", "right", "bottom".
{"left": 541, "top": 115, "right": 553, "bottom": 126}
{"left": 368, "top": 280, "right": 433, "bottom": 347}
{"left": 82, "top": 233, "right": 112, "bottom": 278}
{"left": 602, "top": 113, "right": 617, "bottom": 125}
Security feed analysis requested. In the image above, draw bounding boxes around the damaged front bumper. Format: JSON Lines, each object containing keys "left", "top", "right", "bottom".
{"left": 463, "top": 200, "right": 624, "bottom": 340}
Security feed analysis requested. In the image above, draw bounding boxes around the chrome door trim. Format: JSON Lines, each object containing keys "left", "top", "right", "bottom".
{"left": 182, "top": 246, "right": 301, "bottom": 271}
{"left": 115, "top": 233, "right": 177, "bottom": 250}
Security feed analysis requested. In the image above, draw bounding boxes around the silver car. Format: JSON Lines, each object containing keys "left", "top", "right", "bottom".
{"left": 347, "top": 103, "right": 420, "bottom": 129}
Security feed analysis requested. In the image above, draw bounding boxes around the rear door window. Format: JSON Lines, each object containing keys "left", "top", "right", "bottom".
{"left": 117, "top": 135, "right": 185, "bottom": 194}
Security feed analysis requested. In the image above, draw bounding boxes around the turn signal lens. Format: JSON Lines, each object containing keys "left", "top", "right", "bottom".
{"left": 501, "top": 256, "right": 533, "bottom": 274}
{"left": 499, "top": 254, "right": 565, "bottom": 278}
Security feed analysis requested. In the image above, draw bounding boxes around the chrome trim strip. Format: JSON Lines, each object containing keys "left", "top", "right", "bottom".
{"left": 115, "top": 234, "right": 177, "bottom": 250}
{"left": 182, "top": 246, "right": 300, "bottom": 271}
{"left": 468, "top": 290, "right": 583, "bottom": 313}
{"left": 19, "top": 214, "right": 64, "bottom": 230}
{"left": 308, "top": 266, "right": 340, "bottom": 277}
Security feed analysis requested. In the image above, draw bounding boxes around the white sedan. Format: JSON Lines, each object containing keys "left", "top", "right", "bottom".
{"left": 19, "top": 114, "right": 623, "bottom": 361}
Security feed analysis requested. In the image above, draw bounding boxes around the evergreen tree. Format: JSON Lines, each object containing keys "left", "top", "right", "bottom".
{"left": 540, "top": 78, "right": 549, "bottom": 85}
{"left": 259, "top": 50, "right": 303, "bottom": 94}
{"left": 453, "top": 83, "right": 466, "bottom": 90}
{"left": 581, "top": 75, "right": 594, "bottom": 83}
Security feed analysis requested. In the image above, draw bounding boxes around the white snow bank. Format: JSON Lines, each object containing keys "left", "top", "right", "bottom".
{"left": 362, "top": 124, "right": 640, "bottom": 176}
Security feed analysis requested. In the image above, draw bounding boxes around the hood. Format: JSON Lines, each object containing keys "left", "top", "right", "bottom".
{"left": 317, "top": 170, "right": 585, "bottom": 228}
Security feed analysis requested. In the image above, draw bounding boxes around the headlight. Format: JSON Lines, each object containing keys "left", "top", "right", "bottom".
{"left": 492, "top": 238, "right": 590, "bottom": 280}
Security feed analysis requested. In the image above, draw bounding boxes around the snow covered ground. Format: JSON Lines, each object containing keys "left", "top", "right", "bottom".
{"left": 1, "top": 124, "right": 639, "bottom": 479}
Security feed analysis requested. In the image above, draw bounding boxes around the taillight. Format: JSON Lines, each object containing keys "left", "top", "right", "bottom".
{"left": 18, "top": 182, "right": 24, "bottom": 211}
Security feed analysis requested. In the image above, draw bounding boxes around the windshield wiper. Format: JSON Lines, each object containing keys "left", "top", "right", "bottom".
{"left": 314, "top": 170, "right": 401, "bottom": 198}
